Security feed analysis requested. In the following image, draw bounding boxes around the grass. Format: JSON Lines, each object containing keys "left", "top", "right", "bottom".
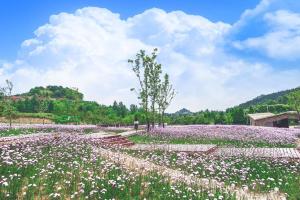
{"left": 16, "top": 112, "right": 55, "bottom": 119}
{"left": 128, "top": 134, "right": 296, "bottom": 148}
{"left": 107, "top": 129, "right": 128, "bottom": 134}
{"left": 83, "top": 128, "right": 95, "bottom": 134}
{"left": 124, "top": 149, "right": 300, "bottom": 199}
{"left": 0, "top": 128, "right": 38, "bottom": 137}
{"left": 0, "top": 128, "right": 56, "bottom": 137}
{"left": 0, "top": 136, "right": 235, "bottom": 200}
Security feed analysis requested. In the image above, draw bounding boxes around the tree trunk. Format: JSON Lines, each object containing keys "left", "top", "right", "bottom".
{"left": 145, "top": 107, "right": 150, "bottom": 132}
{"left": 151, "top": 103, "right": 155, "bottom": 129}
{"left": 162, "top": 111, "right": 165, "bottom": 128}
{"left": 158, "top": 113, "right": 162, "bottom": 126}
{"left": 146, "top": 111, "right": 150, "bottom": 132}
{"left": 9, "top": 115, "right": 12, "bottom": 128}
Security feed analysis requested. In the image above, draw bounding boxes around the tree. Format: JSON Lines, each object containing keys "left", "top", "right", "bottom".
{"left": 31, "top": 94, "right": 39, "bottom": 112}
{"left": 157, "top": 74, "right": 176, "bottom": 127}
{"left": 227, "top": 107, "right": 246, "bottom": 124}
{"left": 38, "top": 99, "right": 50, "bottom": 124}
{"left": 148, "top": 48, "right": 162, "bottom": 128}
{"left": 287, "top": 91, "right": 300, "bottom": 122}
{"left": 129, "top": 49, "right": 175, "bottom": 130}
{"left": 0, "top": 80, "right": 17, "bottom": 128}
{"left": 129, "top": 104, "right": 138, "bottom": 114}
{"left": 129, "top": 50, "right": 152, "bottom": 132}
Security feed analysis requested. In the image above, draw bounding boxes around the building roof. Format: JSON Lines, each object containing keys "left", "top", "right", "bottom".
{"left": 247, "top": 112, "right": 275, "bottom": 120}
{"left": 248, "top": 111, "right": 298, "bottom": 121}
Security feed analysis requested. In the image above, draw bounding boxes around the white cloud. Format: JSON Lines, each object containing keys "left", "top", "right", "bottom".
{"left": 232, "top": 0, "right": 273, "bottom": 30}
{"left": 1, "top": 6, "right": 300, "bottom": 112}
{"left": 234, "top": 10, "right": 300, "bottom": 60}
{"left": 231, "top": 0, "right": 300, "bottom": 60}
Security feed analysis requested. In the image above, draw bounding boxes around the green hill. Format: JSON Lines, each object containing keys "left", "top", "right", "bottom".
{"left": 238, "top": 86, "right": 300, "bottom": 109}
{"left": 19, "top": 85, "right": 84, "bottom": 100}
{"left": 2, "top": 86, "right": 140, "bottom": 125}
{"left": 1, "top": 85, "right": 298, "bottom": 126}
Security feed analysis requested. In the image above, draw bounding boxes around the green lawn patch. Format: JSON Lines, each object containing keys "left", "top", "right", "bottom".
{"left": 128, "top": 134, "right": 296, "bottom": 148}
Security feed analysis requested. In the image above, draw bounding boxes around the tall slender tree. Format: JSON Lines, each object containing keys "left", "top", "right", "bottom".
{"left": 129, "top": 49, "right": 176, "bottom": 131}
{"left": 148, "top": 49, "right": 162, "bottom": 128}
{"left": 157, "top": 74, "right": 176, "bottom": 127}
{"left": 129, "top": 50, "right": 151, "bottom": 132}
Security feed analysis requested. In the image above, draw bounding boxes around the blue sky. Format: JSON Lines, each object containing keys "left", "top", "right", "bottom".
{"left": 0, "top": 0, "right": 260, "bottom": 60}
{"left": 0, "top": 0, "right": 300, "bottom": 111}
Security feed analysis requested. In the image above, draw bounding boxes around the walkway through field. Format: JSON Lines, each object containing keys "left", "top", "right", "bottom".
{"left": 213, "top": 147, "right": 300, "bottom": 159}
{"left": 128, "top": 144, "right": 300, "bottom": 159}
{"left": 129, "top": 144, "right": 217, "bottom": 153}
{"left": 94, "top": 147, "right": 286, "bottom": 200}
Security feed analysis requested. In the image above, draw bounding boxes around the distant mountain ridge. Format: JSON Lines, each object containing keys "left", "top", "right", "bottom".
{"left": 174, "top": 108, "right": 193, "bottom": 115}
{"left": 171, "top": 86, "right": 300, "bottom": 115}
{"left": 238, "top": 86, "right": 300, "bottom": 108}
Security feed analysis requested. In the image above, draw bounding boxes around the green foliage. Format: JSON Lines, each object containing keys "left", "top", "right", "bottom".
{"left": 287, "top": 91, "right": 300, "bottom": 121}
{"left": 112, "top": 101, "right": 128, "bottom": 118}
{"left": 239, "top": 86, "right": 300, "bottom": 108}
{"left": 53, "top": 115, "right": 81, "bottom": 124}
{"left": 157, "top": 73, "right": 176, "bottom": 127}
{"left": 2, "top": 78, "right": 299, "bottom": 126}
{"left": 27, "top": 85, "right": 83, "bottom": 100}
{"left": 129, "top": 49, "right": 155, "bottom": 131}
{"left": 129, "top": 49, "right": 176, "bottom": 130}
{"left": 247, "top": 104, "right": 291, "bottom": 114}
{"left": 16, "top": 112, "right": 54, "bottom": 119}
{"left": 226, "top": 107, "right": 247, "bottom": 124}
{"left": 0, "top": 80, "right": 18, "bottom": 127}
{"left": 168, "top": 110, "right": 233, "bottom": 125}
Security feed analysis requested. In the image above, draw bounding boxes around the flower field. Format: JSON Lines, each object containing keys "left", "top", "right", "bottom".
{"left": 1, "top": 124, "right": 300, "bottom": 199}
{"left": 0, "top": 124, "right": 136, "bottom": 137}
{"left": 136, "top": 125, "right": 300, "bottom": 147}
{"left": 0, "top": 132, "right": 234, "bottom": 200}
{"left": 0, "top": 124, "right": 99, "bottom": 137}
{"left": 124, "top": 150, "right": 300, "bottom": 199}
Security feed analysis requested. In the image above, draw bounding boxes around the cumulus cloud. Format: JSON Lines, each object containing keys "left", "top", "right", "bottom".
{"left": 1, "top": 4, "right": 300, "bottom": 112}
{"left": 232, "top": 0, "right": 300, "bottom": 60}
{"left": 233, "top": 10, "right": 300, "bottom": 60}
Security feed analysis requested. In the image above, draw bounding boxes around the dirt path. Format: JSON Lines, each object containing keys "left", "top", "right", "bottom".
{"left": 297, "top": 139, "right": 300, "bottom": 150}
{"left": 93, "top": 147, "right": 286, "bottom": 200}
{"left": 127, "top": 143, "right": 300, "bottom": 159}
{"left": 213, "top": 147, "right": 300, "bottom": 159}
{"left": 128, "top": 144, "right": 216, "bottom": 153}
{"left": 118, "top": 129, "right": 144, "bottom": 137}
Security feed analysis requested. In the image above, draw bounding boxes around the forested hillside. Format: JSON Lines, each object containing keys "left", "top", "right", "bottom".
{"left": 0, "top": 86, "right": 144, "bottom": 125}
{"left": 168, "top": 86, "right": 300, "bottom": 125}
{"left": 1, "top": 85, "right": 299, "bottom": 125}
{"left": 25, "top": 86, "right": 84, "bottom": 100}
{"left": 238, "top": 87, "right": 300, "bottom": 108}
